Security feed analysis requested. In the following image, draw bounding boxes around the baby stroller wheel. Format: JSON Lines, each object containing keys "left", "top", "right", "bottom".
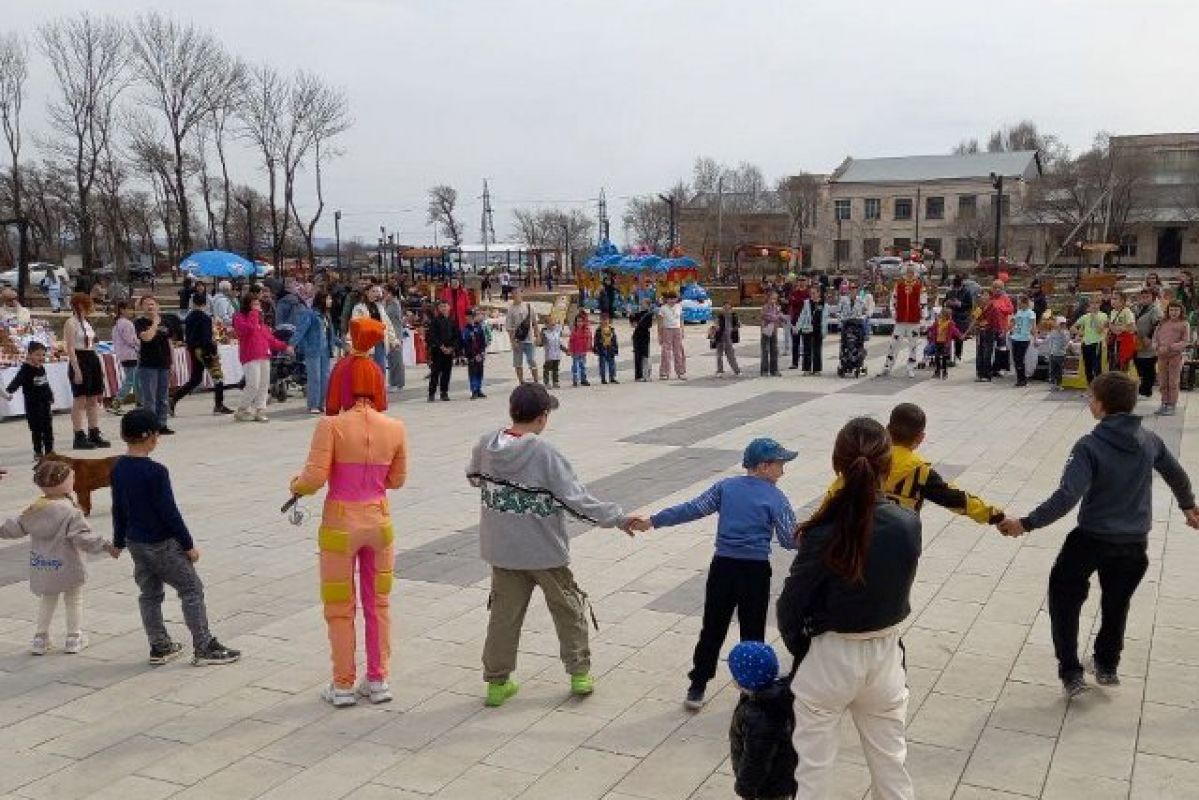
{"left": 272, "top": 382, "right": 288, "bottom": 403}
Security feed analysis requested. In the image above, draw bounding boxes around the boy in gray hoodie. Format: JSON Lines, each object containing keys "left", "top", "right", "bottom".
{"left": 467, "top": 383, "right": 638, "bottom": 707}
{"left": 1001, "top": 371, "right": 1199, "bottom": 696}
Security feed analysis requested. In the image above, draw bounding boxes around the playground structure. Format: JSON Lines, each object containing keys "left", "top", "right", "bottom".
{"left": 578, "top": 242, "right": 713, "bottom": 323}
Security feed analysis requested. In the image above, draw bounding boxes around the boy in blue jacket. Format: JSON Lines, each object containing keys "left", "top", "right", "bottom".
{"left": 631, "top": 438, "right": 798, "bottom": 709}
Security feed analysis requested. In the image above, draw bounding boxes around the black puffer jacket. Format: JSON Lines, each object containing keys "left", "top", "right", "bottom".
{"left": 777, "top": 500, "right": 920, "bottom": 658}
{"left": 729, "top": 680, "right": 799, "bottom": 800}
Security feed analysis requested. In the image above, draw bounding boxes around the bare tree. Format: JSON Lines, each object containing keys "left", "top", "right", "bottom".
{"left": 622, "top": 195, "right": 671, "bottom": 252}
{"left": 427, "top": 185, "right": 463, "bottom": 246}
{"left": 239, "top": 64, "right": 286, "bottom": 264}
{"left": 0, "top": 33, "right": 29, "bottom": 297}
{"left": 129, "top": 12, "right": 230, "bottom": 257}
{"left": 511, "top": 208, "right": 545, "bottom": 249}
{"left": 206, "top": 56, "right": 245, "bottom": 249}
{"left": 776, "top": 173, "right": 820, "bottom": 266}
{"left": 289, "top": 78, "right": 351, "bottom": 267}
{"left": 38, "top": 13, "right": 127, "bottom": 271}
{"left": 128, "top": 117, "right": 182, "bottom": 264}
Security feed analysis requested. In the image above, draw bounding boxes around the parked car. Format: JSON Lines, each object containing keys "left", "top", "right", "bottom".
{"left": 867, "top": 255, "right": 928, "bottom": 279}
{"left": 0, "top": 263, "right": 70, "bottom": 289}
{"left": 976, "top": 257, "right": 1029, "bottom": 277}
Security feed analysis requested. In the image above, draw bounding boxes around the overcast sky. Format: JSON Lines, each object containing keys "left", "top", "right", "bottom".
{"left": 8, "top": 0, "right": 1199, "bottom": 247}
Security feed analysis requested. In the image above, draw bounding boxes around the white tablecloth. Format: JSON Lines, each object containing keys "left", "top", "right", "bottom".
{"left": 0, "top": 362, "right": 73, "bottom": 417}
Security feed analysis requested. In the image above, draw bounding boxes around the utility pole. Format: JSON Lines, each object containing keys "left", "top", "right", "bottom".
{"left": 658, "top": 192, "right": 678, "bottom": 252}
{"left": 0, "top": 218, "right": 31, "bottom": 304}
{"left": 238, "top": 197, "right": 255, "bottom": 262}
{"left": 334, "top": 210, "right": 342, "bottom": 272}
{"left": 715, "top": 176, "right": 724, "bottom": 279}
{"left": 990, "top": 173, "right": 1004, "bottom": 268}
{"left": 598, "top": 188, "right": 609, "bottom": 243}
{"left": 480, "top": 179, "right": 495, "bottom": 275}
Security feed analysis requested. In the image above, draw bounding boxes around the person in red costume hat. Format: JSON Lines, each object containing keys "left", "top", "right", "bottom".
{"left": 883, "top": 264, "right": 928, "bottom": 378}
{"left": 290, "top": 317, "right": 409, "bottom": 708}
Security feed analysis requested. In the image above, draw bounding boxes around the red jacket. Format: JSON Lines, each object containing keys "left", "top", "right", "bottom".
{"left": 788, "top": 288, "right": 810, "bottom": 322}
{"left": 569, "top": 324, "right": 592, "bottom": 356}
{"left": 891, "top": 279, "right": 925, "bottom": 324}
{"left": 439, "top": 285, "right": 471, "bottom": 329}
{"left": 927, "top": 319, "right": 963, "bottom": 344}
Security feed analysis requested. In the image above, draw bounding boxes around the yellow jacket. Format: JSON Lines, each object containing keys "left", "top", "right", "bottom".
{"left": 823, "top": 445, "right": 1002, "bottom": 524}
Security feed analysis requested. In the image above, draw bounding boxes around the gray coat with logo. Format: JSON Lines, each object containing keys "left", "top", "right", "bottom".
{"left": 0, "top": 497, "right": 110, "bottom": 595}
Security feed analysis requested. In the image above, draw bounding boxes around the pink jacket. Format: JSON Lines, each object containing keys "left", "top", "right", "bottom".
{"left": 232, "top": 309, "right": 287, "bottom": 364}
{"left": 1153, "top": 318, "right": 1191, "bottom": 359}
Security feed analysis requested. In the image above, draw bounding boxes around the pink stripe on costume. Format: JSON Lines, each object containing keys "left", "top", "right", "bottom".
{"left": 328, "top": 463, "right": 391, "bottom": 502}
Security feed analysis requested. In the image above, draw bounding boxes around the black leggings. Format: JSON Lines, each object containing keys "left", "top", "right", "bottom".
{"left": 173, "top": 347, "right": 225, "bottom": 407}
{"left": 1082, "top": 343, "right": 1102, "bottom": 384}
{"left": 1134, "top": 356, "right": 1157, "bottom": 397}
{"left": 26, "top": 400, "right": 54, "bottom": 455}
{"left": 689, "top": 556, "right": 771, "bottom": 687}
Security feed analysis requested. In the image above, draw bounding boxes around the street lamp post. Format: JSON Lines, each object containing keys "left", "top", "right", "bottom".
{"left": 990, "top": 172, "right": 1004, "bottom": 268}
{"left": 334, "top": 210, "right": 342, "bottom": 271}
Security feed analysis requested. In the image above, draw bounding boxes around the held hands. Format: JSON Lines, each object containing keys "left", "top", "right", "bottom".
{"left": 104, "top": 544, "right": 121, "bottom": 559}
{"left": 622, "top": 517, "right": 653, "bottom": 536}
{"left": 1184, "top": 507, "right": 1199, "bottom": 530}
{"left": 997, "top": 517, "right": 1026, "bottom": 538}
{"left": 186, "top": 548, "right": 201, "bottom": 563}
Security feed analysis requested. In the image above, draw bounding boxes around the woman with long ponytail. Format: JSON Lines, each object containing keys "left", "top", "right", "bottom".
{"left": 777, "top": 417, "right": 921, "bottom": 800}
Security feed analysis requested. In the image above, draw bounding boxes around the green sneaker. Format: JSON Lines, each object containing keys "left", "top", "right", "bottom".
{"left": 570, "top": 673, "right": 595, "bottom": 696}
{"left": 485, "top": 680, "right": 519, "bottom": 707}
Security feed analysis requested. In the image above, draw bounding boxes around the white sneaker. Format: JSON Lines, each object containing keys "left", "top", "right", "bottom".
{"left": 234, "top": 410, "right": 254, "bottom": 422}
{"left": 321, "top": 684, "right": 358, "bottom": 708}
{"left": 357, "top": 679, "right": 393, "bottom": 704}
{"left": 30, "top": 633, "right": 49, "bottom": 656}
{"left": 253, "top": 411, "right": 270, "bottom": 423}
{"left": 64, "top": 633, "right": 86, "bottom": 654}
{"left": 907, "top": 366, "right": 916, "bottom": 378}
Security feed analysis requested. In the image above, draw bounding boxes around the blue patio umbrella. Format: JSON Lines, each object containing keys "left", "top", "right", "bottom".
{"left": 180, "top": 250, "right": 258, "bottom": 278}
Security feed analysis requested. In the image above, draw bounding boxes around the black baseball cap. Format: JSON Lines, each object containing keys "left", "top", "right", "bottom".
{"left": 509, "top": 383, "right": 559, "bottom": 423}
{"left": 120, "top": 408, "right": 161, "bottom": 441}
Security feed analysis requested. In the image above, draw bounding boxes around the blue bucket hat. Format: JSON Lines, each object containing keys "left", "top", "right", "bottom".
{"left": 742, "top": 437, "right": 799, "bottom": 469}
{"left": 728, "top": 641, "right": 780, "bottom": 691}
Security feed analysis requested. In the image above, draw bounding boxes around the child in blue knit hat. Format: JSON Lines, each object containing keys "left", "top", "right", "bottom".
{"left": 630, "top": 437, "right": 798, "bottom": 710}
{"left": 728, "top": 641, "right": 798, "bottom": 800}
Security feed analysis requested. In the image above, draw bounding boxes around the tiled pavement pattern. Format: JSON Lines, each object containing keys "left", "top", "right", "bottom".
{"left": 1, "top": 325, "right": 1199, "bottom": 799}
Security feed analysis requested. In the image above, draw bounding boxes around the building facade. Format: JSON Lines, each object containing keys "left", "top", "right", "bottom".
{"left": 1105, "top": 133, "right": 1199, "bottom": 267}
{"left": 811, "top": 151, "right": 1044, "bottom": 272}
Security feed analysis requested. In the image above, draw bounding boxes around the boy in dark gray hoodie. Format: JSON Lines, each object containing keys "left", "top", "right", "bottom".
{"left": 467, "top": 384, "right": 639, "bottom": 707}
{"left": 1001, "top": 371, "right": 1199, "bottom": 696}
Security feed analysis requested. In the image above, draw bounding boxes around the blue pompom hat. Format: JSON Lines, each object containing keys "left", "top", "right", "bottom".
{"left": 728, "top": 641, "right": 779, "bottom": 691}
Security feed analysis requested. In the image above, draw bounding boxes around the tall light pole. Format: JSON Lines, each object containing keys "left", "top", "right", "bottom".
{"left": 658, "top": 192, "right": 678, "bottom": 252}
{"left": 990, "top": 172, "right": 1004, "bottom": 267}
{"left": 334, "top": 210, "right": 342, "bottom": 271}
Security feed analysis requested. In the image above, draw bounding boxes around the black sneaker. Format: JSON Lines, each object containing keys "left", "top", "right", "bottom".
{"left": 683, "top": 684, "right": 706, "bottom": 711}
{"left": 193, "top": 638, "right": 241, "bottom": 666}
{"left": 1062, "top": 673, "right": 1090, "bottom": 698}
{"left": 88, "top": 428, "right": 111, "bottom": 448}
{"left": 1086, "top": 656, "right": 1120, "bottom": 686}
{"left": 73, "top": 431, "right": 96, "bottom": 450}
{"left": 149, "top": 641, "right": 184, "bottom": 665}
{"left": 158, "top": 427, "right": 176, "bottom": 436}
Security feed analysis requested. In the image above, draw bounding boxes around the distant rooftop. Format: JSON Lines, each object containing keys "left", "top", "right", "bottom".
{"left": 831, "top": 151, "right": 1042, "bottom": 184}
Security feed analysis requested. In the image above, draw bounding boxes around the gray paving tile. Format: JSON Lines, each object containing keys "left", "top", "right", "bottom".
{"left": 621, "top": 392, "right": 819, "bottom": 446}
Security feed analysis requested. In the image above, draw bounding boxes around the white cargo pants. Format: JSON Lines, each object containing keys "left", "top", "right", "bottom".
{"left": 884, "top": 323, "right": 923, "bottom": 374}
{"left": 793, "top": 630, "right": 914, "bottom": 800}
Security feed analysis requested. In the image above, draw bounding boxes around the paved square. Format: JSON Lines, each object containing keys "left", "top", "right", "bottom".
{"left": 1, "top": 326, "right": 1197, "bottom": 799}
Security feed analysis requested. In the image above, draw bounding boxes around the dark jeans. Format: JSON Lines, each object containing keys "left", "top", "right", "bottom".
{"left": 173, "top": 347, "right": 225, "bottom": 408}
{"left": 428, "top": 352, "right": 453, "bottom": 398}
{"left": 801, "top": 332, "right": 823, "bottom": 373}
{"left": 1082, "top": 343, "right": 1102, "bottom": 384}
{"left": 633, "top": 340, "right": 650, "bottom": 380}
{"left": 544, "top": 359, "right": 561, "bottom": 386}
{"left": 689, "top": 556, "right": 772, "bottom": 688}
{"left": 468, "top": 359, "right": 484, "bottom": 395}
{"left": 138, "top": 367, "right": 171, "bottom": 428}
{"left": 1049, "top": 355, "right": 1065, "bottom": 386}
{"left": 1048, "top": 529, "right": 1149, "bottom": 681}
{"left": 128, "top": 539, "right": 212, "bottom": 653}
{"left": 1134, "top": 356, "right": 1157, "bottom": 397}
{"left": 759, "top": 333, "right": 778, "bottom": 376}
{"left": 975, "top": 330, "right": 996, "bottom": 379}
{"left": 954, "top": 337, "right": 964, "bottom": 362}
{"left": 26, "top": 400, "right": 53, "bottom": 455}
{"left": 934, "top": 342, "right": 951, "bottom": 374}
{"left": 598, "top": 353, "right": 616, "bottom": 382}
{"left": 1012, "top": 339, "right": 1030, "bottom": 383}
{"left": 790, "top": 330, "right": 804, "bottom": 368}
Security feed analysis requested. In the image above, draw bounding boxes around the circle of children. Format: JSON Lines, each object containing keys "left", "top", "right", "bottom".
{"left": 4, "top": 266, "right": 1199, "bottom": 800}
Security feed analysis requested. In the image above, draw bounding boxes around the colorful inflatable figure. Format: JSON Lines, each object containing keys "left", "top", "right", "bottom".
{"left": 679, "top": 283, "right": 714, "bottom": 324}
{"left": 290, "top": 317, "right": 409, "bottom": 708}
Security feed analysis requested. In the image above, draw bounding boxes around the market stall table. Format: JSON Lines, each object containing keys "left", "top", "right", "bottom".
{"left": 0, "top": 361, "right": 73, "bottom": 417}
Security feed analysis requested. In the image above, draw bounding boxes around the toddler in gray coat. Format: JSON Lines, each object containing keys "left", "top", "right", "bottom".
{"left": 0, "top": 460, "right": 116, "bottom": 655}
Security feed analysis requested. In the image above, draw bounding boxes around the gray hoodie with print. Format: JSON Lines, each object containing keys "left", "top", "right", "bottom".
{"left": 467, "top": 430, "right": 627, "bottom": 570}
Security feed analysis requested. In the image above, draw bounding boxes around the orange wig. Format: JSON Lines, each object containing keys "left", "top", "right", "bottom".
{"left": 325, "top": 317, "right": 388, "bottom": 415}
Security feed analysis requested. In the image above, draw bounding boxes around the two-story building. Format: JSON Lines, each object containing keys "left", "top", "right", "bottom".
{"left": 811, "top": 151, "right": 1044, "bottom": 271}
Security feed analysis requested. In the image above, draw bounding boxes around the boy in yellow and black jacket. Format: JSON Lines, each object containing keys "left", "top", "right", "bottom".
{"left": 822, "top": 403, "right": 1005, "bottom": 524}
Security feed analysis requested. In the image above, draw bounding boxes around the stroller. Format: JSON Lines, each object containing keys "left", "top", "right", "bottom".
{"left": 837, "top": 318, "right": 868, "bottom": 378}
{"left": 268, "top": 327, "right": 307, "bottom": 402}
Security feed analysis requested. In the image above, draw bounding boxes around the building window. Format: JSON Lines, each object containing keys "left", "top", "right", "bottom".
{"left": 864, "top": 198, "right": 881, "bottom": 220}
{"left": 954, "top": 238, "right": 975, "bottom": 261}
{"left": 834, "top": 239, "right": 850, "bottom": 262}
{"left": 834, "top": 199, "right": 851, "bottom": 221}
{"left": 992, "top": 195, "right": 1011, "bottom": 218}
{"left": 893, "top": 237, "right": 911, "bottom": 252}
{"left": 925, "top": 196, "right": 945, "bottom": 220}
{"left": 1118, "top": 233, "right": 1138, "bottom": 258}
{"left": 863, "top": 238, "right": 881, "bottom": 259}
{"left": 958, "top": 195, "right": 977, "bottom": 217}
{"left": 894, "top": 198, "right": 912, "bottom": 221}
{"left": 923, "top": 237, "right": 942, "bottom": 257}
